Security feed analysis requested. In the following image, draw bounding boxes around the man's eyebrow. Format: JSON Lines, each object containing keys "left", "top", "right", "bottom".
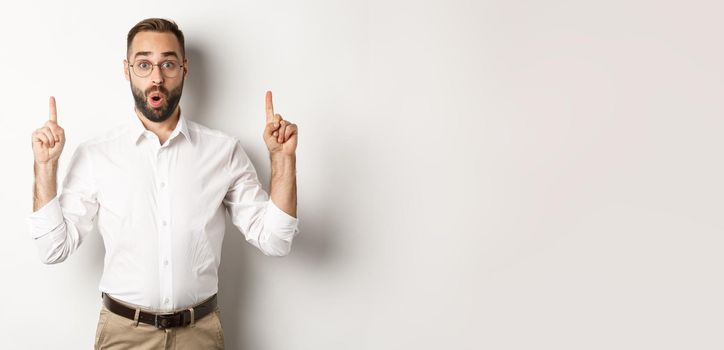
{"left": 161, "top": 51, "right": 179, "bottom": 59}
{"left": 133, "top": 51, "right": 152, "bottom": 59}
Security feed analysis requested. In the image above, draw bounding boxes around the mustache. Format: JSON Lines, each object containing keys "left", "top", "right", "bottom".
{"left": 146, "top": 86, "right": 169, "bottom": 97}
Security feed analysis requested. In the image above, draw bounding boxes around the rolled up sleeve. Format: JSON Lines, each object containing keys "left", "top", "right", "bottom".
{"left": 223, "top": 140, "right": 299, "bottom": 257}
{"left": 27, "top": 144, "right": 99, "bottom": 264}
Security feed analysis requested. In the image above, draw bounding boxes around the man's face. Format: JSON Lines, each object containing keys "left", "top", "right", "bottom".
{"left": 124, "top": 31, "right": 187, "bottom": 123}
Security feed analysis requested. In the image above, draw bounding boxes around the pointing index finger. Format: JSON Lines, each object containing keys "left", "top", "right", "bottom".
{"left": 49, "top": 96, "right": 57, "bottom": 122}
{"left": 265, "top": 91, "right": 274, "bottom": 123}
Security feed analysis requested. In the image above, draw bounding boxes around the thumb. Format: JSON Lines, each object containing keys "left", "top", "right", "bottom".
{"left": 264, "top": 120, "right": 280, "bottom": 138}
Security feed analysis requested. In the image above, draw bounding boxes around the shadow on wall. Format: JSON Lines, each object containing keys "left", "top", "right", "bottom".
{"left": 182, "top": 45, "right": 210, "bottom": 122}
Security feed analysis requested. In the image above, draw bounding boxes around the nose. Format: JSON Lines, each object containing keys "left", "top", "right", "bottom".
{"left": 150, "top": 65, "right": 164, "bottom": 85}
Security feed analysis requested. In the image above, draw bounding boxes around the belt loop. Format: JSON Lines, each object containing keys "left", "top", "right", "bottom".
{"left": 133, "top": 308, "right": 141, "bottom": 327}
{"left": 188, "top": 307, "right": 195, "bottom": 327}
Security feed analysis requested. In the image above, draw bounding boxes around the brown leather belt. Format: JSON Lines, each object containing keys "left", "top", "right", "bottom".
{"left": 102, "top": 292, "right": 218, "bottom": 330}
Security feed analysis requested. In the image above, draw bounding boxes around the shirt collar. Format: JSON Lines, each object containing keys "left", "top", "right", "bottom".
{"left": 129, "top": 108, "right": 192, "bottom": 146}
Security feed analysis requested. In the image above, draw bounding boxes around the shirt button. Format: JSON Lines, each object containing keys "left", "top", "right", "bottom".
{"left": 163, "top": 259, "right": 169, "bottom": 266}
{"left": 162, "top": 220, "right": 167, "bottom": 226}
{"left": 164, "top": 298, "right": 170, "bottom": 304}
{"left": 160, "top": 182, "right": 166, "bottom": 188}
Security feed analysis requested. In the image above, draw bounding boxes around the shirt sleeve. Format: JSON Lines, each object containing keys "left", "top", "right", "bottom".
{"left": 27, "top": 144, "right": 99, "bottom": 264}
{"left": 222, "top": 140, "right": 299, "bottom": 256}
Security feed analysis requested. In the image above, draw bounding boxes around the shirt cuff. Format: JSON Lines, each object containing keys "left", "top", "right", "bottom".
{"left": 27, "top": 196, "right": 64, "bottom": 239}
{"left": 265, "top": 200, "right": 299, "bottom": 237}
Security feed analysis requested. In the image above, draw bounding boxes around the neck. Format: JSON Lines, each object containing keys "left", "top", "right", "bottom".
{"left": 135, "top": 106, "right": 181, "bottom": 145}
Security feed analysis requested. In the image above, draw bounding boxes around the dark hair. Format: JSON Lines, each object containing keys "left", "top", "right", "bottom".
{"left": 127, "top": 18, "right": 185, "bottom": 59}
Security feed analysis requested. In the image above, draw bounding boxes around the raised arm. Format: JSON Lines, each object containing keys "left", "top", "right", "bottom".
{"left": 262, "top": 90, "right": 297, "bottom": 218}
{"left": 28, "top": 96, "right": 98, "bottom": 264}
{"left": 32, "top": 96, "right": 66, "bottom": 211}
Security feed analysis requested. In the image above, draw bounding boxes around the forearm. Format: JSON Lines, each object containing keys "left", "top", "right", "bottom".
{"left": 33, "top": 160, "right": 58, "bottom": 212}
{"left": 29, "top": 153, "right": 95, "bottom": 264}
{"left": 269, "top": 153, "right": 297, "bottom": 218}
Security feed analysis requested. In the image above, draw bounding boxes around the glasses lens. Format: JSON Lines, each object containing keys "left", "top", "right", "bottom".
{"left": 133, "top": 60, "right": 152, "bottom": 77}
{"left": 160, "top": 61, "right": 180, "bottom": 78}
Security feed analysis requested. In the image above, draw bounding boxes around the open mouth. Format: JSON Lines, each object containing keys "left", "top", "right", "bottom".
{"left": 148, "top": 92, "right": 165, "bottom": 107}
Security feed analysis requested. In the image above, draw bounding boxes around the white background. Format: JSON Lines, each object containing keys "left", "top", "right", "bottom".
{"left": 2, "top": 0, "right": 723, "bottom": 349}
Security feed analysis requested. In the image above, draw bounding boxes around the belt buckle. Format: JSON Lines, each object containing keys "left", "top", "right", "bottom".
{"left": 154, "top": 313, "right": 177, "bottom": 329}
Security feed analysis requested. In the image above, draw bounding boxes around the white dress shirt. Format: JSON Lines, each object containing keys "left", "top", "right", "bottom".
{"left": 27, "top": 111, "right": 299, "bottom": 312}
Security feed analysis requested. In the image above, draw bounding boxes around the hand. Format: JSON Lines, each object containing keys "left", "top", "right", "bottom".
{"left": 263, "top": 91, "right": 298, "bottom": 156}
{"left": 32, "top": 96, "right": 66, "bottom": 164}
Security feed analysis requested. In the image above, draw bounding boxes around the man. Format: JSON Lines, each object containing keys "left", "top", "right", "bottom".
{"left": 28, "top": 18, "right": 299, "bottom": 349}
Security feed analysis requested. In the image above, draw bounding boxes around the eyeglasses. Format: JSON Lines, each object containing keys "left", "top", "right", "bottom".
{"left": 129, "top": 59, "right": 184, "bottom": 78}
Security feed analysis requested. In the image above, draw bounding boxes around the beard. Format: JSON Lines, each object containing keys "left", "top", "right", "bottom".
{"left": 130, "top": 78, "right": 184, "bottom": 123}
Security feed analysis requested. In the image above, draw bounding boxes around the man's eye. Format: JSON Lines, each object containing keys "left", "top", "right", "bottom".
{"left": 137, "top": 62, "right": 151, "bottom": 70}
{"left": 161, "top": 62, "right": 177, "bottom": 70}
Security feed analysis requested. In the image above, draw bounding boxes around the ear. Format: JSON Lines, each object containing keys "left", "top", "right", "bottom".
{"left": 183, "top": 58, "right": 189, "bottom": 79}
{"left": 123, "top": 59, "right": 130, "bottom": 81}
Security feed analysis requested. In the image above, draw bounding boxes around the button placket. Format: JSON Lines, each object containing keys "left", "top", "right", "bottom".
{"left": 156, "top": 147, "right": 173, "bottom": 310}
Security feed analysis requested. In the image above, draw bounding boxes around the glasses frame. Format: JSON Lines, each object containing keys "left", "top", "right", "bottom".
{"left": 128, "top": 59, "right": 185, "bottom": 78}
